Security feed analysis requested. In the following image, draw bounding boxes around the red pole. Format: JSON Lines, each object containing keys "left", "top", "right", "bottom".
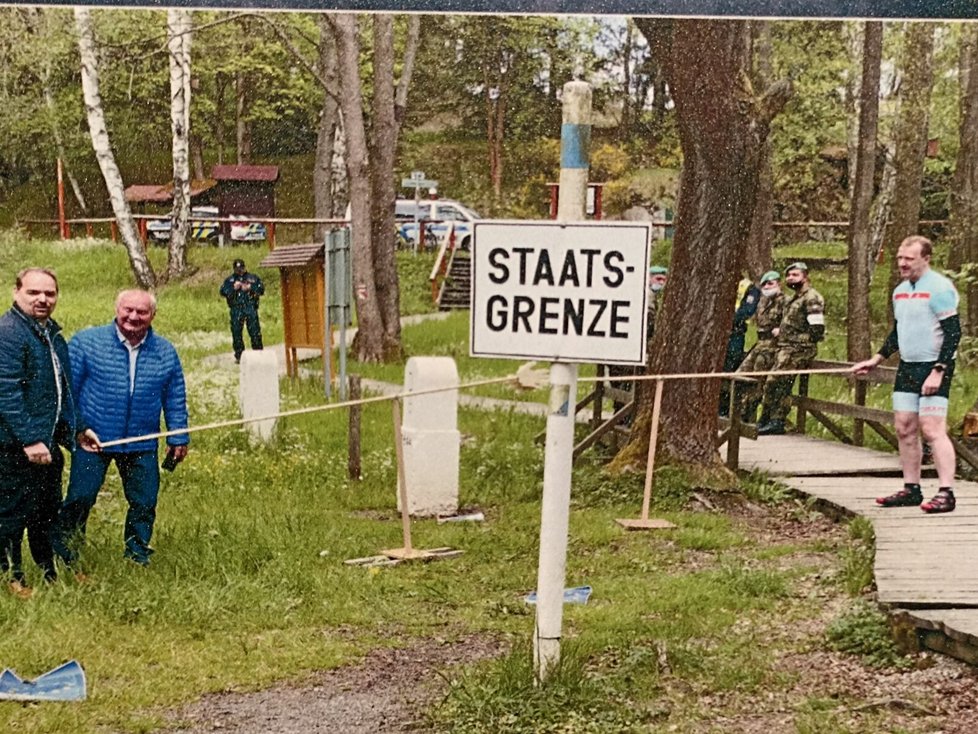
{"left": 549, "top": 184, "right": 558, "bottom": 219}
{"left": 268, "top": 221, "right": 276, "bottom": 250}
{"left": 56, "top": 158, "right": 67, "bottom": 239}
{"left": 594, "top": 184, "right": 603, "bottom": 220}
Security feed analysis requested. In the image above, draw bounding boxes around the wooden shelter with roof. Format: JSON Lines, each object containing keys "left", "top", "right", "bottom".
{"left": 258, "top": 243, "right": 329, "bottom": 379}
{"left": 211, "top": 165, "right": 280, "bottom": 240}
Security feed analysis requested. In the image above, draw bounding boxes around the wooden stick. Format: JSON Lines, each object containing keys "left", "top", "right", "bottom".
{"left": 391, "top": 398, "right": 413, "bottom": 554}
{"left": 639, "top": 378, "right": 664, "bottom": 522}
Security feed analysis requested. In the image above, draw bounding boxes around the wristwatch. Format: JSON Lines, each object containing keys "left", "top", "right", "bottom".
{"left": 933, "top": 363, "right": 947, "bottom": 373}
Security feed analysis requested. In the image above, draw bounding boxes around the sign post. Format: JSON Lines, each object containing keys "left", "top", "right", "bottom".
{"left": 401, "top": 170, "right": 438, "bottom": 253}
{"left": 472, "top": 81, "right": 650, "bottom": 685}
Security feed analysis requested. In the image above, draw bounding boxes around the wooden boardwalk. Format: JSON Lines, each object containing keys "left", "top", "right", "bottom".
{"left": 733, "top": 432, "right": 978, "bottom": 665}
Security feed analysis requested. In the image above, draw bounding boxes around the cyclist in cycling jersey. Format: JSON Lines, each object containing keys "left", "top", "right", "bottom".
{"left": 852, "top": 235, "right": 961, "bottom": 513}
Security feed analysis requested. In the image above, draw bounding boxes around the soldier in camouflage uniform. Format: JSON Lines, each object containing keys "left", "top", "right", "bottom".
{"left": 736, "top": 270, "right": 785, "bottom": 424}
{"left": 757, "top": 262, "right": 825, "bottom": 435}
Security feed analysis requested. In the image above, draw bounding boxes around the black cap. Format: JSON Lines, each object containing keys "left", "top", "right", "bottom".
{"left": 233, "top": 259, "right": 245, "bottom": 269}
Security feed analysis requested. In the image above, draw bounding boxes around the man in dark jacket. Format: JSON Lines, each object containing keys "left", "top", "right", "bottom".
{"left": 55, "top": 289, "right": 189, "bottom": 567}
{"left": 0, "top": 268, "right": 99, "bottom": 597}
{"left": 220, "top": 259, "right": 264, "bottom": 363}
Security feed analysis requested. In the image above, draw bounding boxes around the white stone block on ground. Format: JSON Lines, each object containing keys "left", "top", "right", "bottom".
{"left": 239, "top": 350, "right": 279, "bottom": 442}
{"left": 399, "top": 357, "right": 460, "bottom": 516}
{"left": 403, "top": 357, "right": 458, "bottom": 431}
{"left": 398, "top": 427, "right": 460, "bottom": 517}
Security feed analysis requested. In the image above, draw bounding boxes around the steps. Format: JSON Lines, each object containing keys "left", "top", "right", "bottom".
{"left": 437, "top": 252, "right": 471, "bottom": 310}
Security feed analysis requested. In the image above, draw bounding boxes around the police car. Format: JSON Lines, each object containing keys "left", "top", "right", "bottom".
{"left": 146, "top": 206, "right": 219, "bottom": 242}
{"left": 395, "top": 198, "right": 481, "bottom": 251}
{"left": 230, "top": 216, "right": 267, "bottom": 242}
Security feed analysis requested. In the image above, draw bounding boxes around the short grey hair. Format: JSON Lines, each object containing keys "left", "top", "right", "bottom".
{"left": 115, "top": 289, "right": 157, "bottom": 314}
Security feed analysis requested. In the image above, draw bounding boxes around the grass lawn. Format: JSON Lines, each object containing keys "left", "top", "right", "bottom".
{"left": 0, "top": 233, "right": 970, "bottom": 733}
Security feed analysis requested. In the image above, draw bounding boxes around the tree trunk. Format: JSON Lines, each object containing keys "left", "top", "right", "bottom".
{"left": 74, "top": 6, "right": 155, "bottom": 289}
{"left": 882, "top": 23, "right": 935, "bottom": 292}
{"left": 845, "top": 22, "right": 865, "bottom": 205}
{"left": 619, "top": 21, "right": 634, "bottom": 140}
{"left": 190, "top": 132, "right": 205, "bottom": 181}
{"left": 619, "top": 18, "right": 790, "bottom": 473}
{"left": 215, "top": 71, "right": 226, "bottom": 165}
{"left": 313, "top": 15, "right": 340, "bottom": 242}
{"left": 846, "top": 21, "right": 882, "bottom": 362}
{"left": 949, "top": 24, "right": 978, "bottom": 335}
{"left": 369, "top": 15, "right": 403, "bottom": 360}
{"left": 330, "top": 13, "right": 385, "bottom": 361}
{"left": 235, "top": 70, "right": 251, "bottom": 164}
{"left": 166, "top": 8, "right": 193, "bottom": 280}
{"left": 745, "top": 20, "right": 779, "bottom": 278}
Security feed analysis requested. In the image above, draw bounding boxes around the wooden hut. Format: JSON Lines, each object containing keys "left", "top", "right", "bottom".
{"left": 211, "top": 164, "right": 280, "bottom": 242}
{"left": 258, "top": 243, "right": 329, "bottom": 380}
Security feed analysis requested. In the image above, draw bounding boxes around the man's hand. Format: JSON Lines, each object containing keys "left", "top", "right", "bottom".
{"left": 851, "top": 354, "right": 882, "bottom": 376}
{"left": 233, "top": 281, "right": 243, "bottom": 290}
{"left": 23, "top": 442, "right": 51, "bottom": 464}
{"left": 170, "top": 445, "right": 189, "bottom": 464}
{"left": 922, "top": 370, "right": 943, "bottom": 396}
{"left": 77, "top": 429, "right": 101, "bottom": 453}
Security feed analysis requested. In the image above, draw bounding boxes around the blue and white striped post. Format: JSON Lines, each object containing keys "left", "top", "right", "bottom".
{"left": 534, "top": 80, "right": 591, "bottom": 684}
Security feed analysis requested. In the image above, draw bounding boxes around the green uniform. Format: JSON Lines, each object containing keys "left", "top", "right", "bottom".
{"left": 762, "top": 284, "right": 825, "bottom": 424}
{"left": 737, "top": 292, "right": 784, "bottom": 422}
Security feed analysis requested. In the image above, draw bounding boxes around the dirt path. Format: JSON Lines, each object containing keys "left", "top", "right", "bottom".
{"left": 164, "top": 634, "right": 506, "bottom": 734}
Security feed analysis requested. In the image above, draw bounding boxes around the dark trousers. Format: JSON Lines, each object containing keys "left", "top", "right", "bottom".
{"left": 0, "top": 446, "right": 63, "bottom": 582}
{"left": 230, "top": 308, "right": 263, "bottom": 360}
{"left": 57, "top": 449, "right": 159, "bottom": 564}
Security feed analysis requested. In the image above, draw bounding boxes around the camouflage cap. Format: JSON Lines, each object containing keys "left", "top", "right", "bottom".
{"left": 785, "top": 261, "right": 808, "bottom": 274}
{"left": 760, "top": 270, "right": 780, "bottom": 284}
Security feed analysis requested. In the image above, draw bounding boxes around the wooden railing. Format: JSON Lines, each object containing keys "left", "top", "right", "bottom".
{"left": 572, "top": 359, "right": 978, "bottom": 475}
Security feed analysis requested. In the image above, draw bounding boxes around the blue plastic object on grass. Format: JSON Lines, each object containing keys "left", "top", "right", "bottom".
{"left": 524, "top": 585, "right": 592, "bottom": 605}
{"left": 0, "top": 660, "right": 87, "bottom": 701}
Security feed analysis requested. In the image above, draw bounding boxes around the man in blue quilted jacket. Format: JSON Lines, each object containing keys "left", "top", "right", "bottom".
{"left": 55, "top": 289, "right": 189, "bottom": 567}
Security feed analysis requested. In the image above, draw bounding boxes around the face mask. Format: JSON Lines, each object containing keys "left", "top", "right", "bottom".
{"left": 650, "top": 283, "right": 664, "bottom": 293}
{"left": 761, "top": 285, "right": 779, "bottom": 298}
{"left": 787, "top": 280, "right": 804, "bottom": 292}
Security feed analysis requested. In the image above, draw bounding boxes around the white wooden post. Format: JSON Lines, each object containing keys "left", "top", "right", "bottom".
{"left": 534, "top": 80, "right": 591, "bottom": 683}
{"left": 239, "top": 350, "right": 279, "bottom": 442}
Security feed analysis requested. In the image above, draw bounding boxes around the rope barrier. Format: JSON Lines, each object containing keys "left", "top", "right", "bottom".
{"left": 96, "top": 362, "right": 867, "bottom": 450}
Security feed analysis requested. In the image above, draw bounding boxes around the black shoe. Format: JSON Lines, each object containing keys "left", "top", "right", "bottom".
{"left": 757, "top": 421, "right": 785, "bottom": 436}
{"left": 876, "top": 487, "right": 923, "bottom": 507}
{"left": 921, "top": 489, "right": 955, "bottom": 514}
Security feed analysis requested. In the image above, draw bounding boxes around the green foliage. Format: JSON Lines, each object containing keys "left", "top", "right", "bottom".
{"left": 740, "top": 471, "right": 795, "bottom": 505}
{"left": 838, "top": 517, "right": 876, "bottom": 597}
{"left": 431, "top": 643, "right": 659, "bottom": 733}
{"left": 826, "top": 601, "right": 911, "bottom": 669}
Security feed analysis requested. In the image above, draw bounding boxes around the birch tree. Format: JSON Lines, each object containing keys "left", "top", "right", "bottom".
{"left": 74, "top": 6, "right": 155, "bottom": 289}
{"left": 166, "top": 7, "right": 193, "bottom": 280}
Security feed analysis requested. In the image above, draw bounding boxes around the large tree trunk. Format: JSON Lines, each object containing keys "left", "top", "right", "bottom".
{"left": 844, "top": 22, "right": 865, "bottom": 205}
{"left": 74, "top": 7, "right": 155, "bottom": 289}
{"left": 949, "top": 24, "right": 978, "bottom": 335}
{"left": 166, "top": 8, "right": 193, "bottom": 280}
{"left": 846, "top": 21, "right": 882, "bottom": 362}
{"left": 330, "top": 13, "right": 385, "bottom": 361}
{"left": 215, "top": 71, "right": 226, "bottom": 165}
{"left": 618, "top": 18, "right": 790, "bottom": 474}
{"left": 369, "top": 15, "right": 403, "bottom": 360}
{"left": 882, "top": 23, "right": 935, "bottom": 291}
{"left": 313, "top": 15, "right": 340, "bottom": 242}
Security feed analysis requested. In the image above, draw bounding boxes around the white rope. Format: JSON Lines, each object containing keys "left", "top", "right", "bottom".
{"left": 97, "top": 364, "right": 864, "bottom": 449}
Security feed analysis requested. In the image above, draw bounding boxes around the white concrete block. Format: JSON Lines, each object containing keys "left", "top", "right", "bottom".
{"left": 403, "top": 357, "right": 458, "bottom": 431}
{"left": 398, "top": 427, "right": 460, "bottom": 517}
{"left": 239, "top": 350, "right": 279, "bottom": 442}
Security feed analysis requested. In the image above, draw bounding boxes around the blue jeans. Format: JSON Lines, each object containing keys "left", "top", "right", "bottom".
{"left": 57, "top": 449, "right": 159, "bottom": 564}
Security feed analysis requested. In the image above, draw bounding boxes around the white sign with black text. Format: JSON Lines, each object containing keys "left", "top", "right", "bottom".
{"left": 470, "top": 221, "right": 652, "bottom": 365}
